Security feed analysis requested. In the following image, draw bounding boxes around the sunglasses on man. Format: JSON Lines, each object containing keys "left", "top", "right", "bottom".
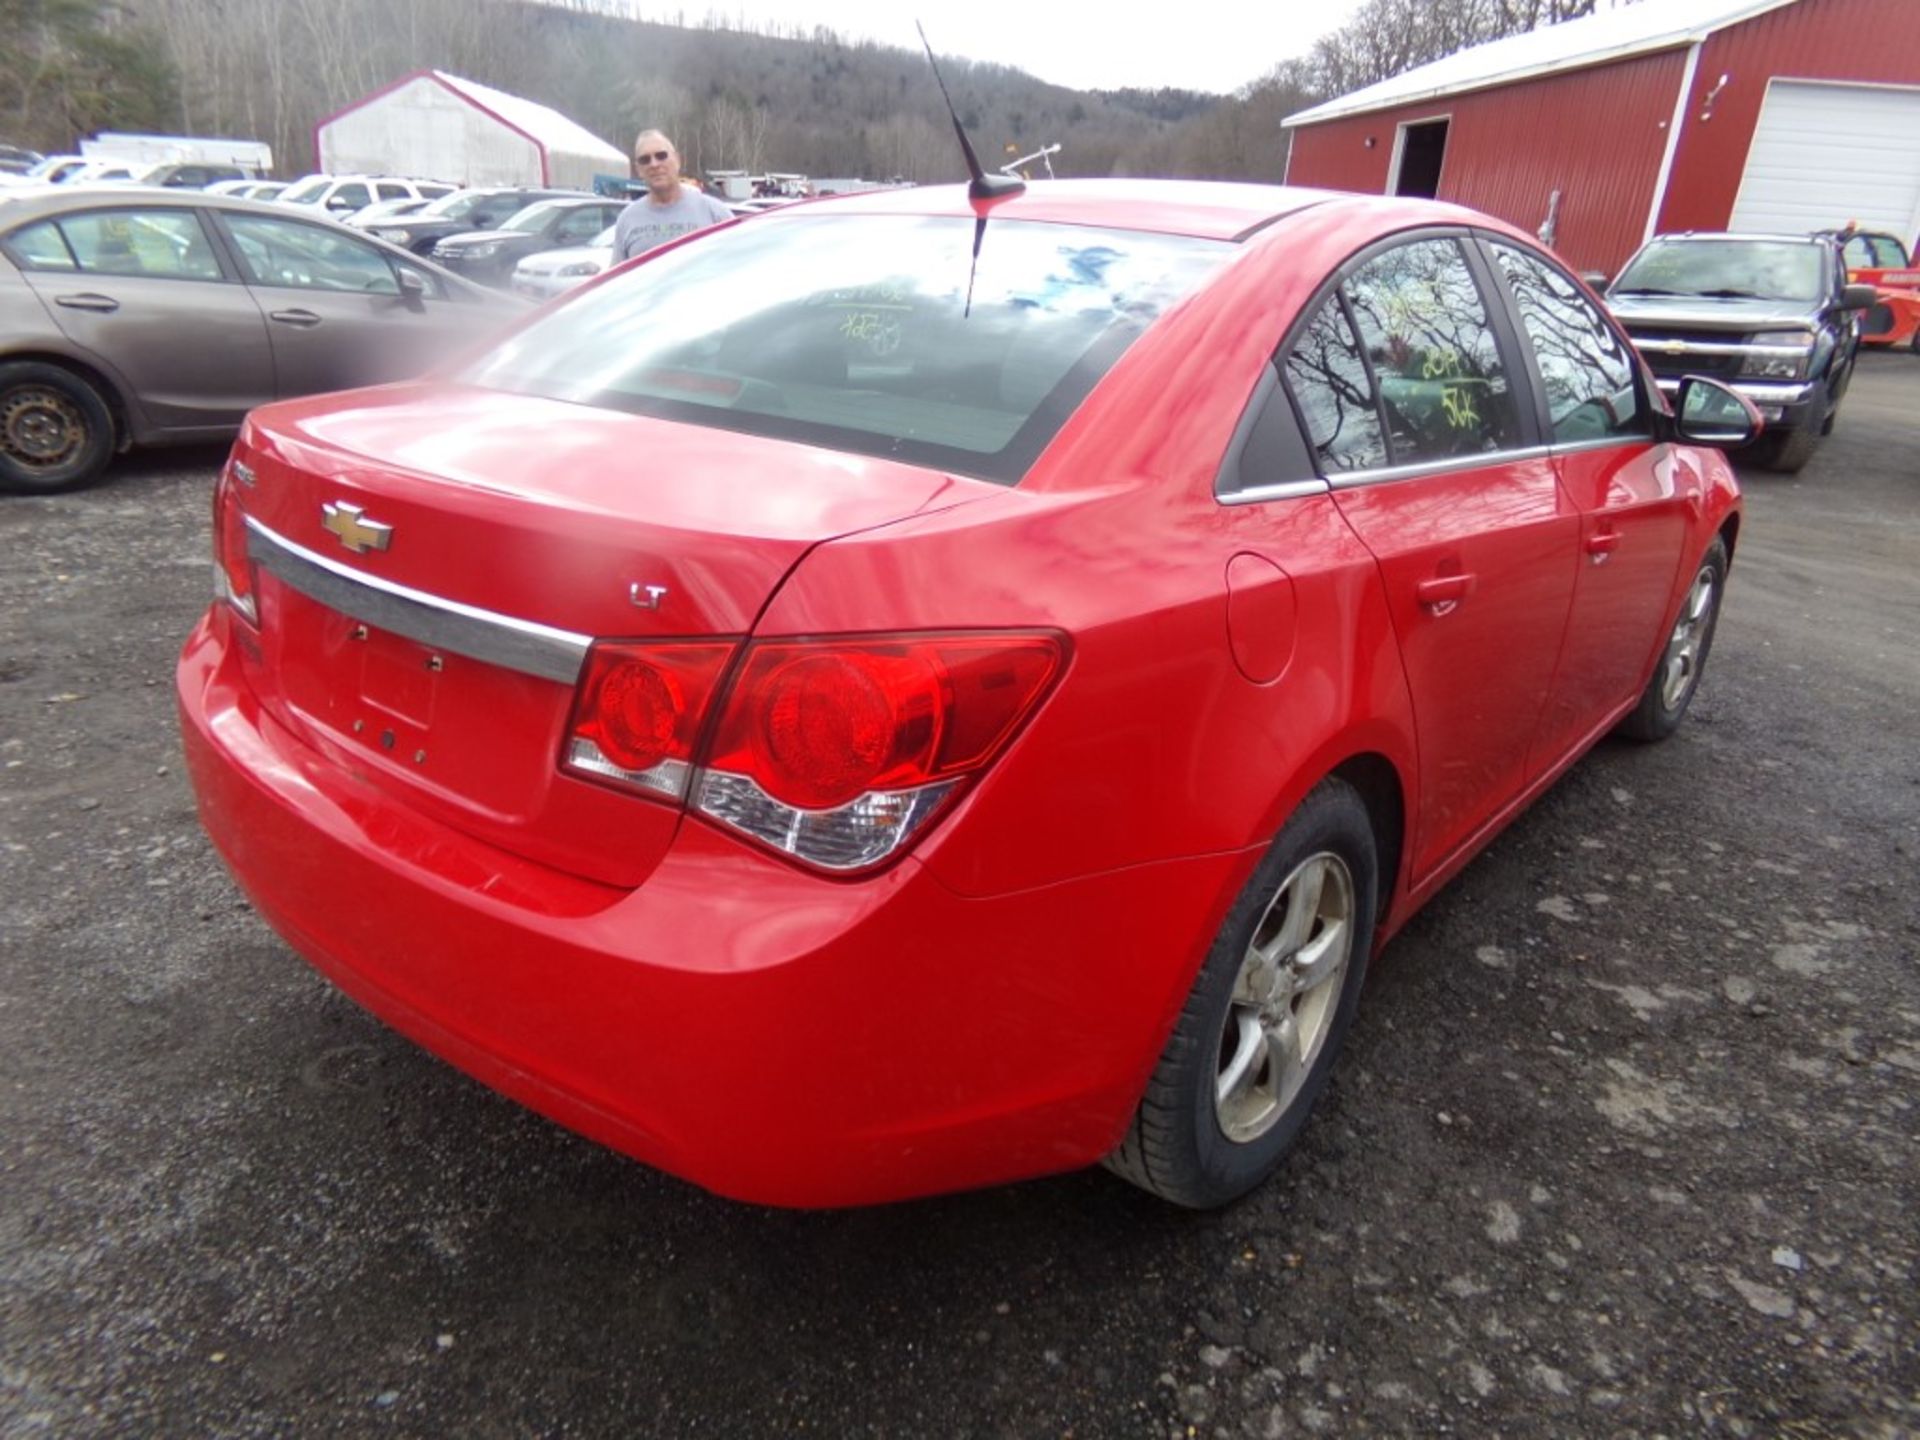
{"left": 635, "top": 150, "right": 672, "bottom": 164}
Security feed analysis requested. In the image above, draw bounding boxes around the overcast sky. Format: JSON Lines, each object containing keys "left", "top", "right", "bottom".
{"left": 641, "top": 0, "right": 1374, "bottom": 94}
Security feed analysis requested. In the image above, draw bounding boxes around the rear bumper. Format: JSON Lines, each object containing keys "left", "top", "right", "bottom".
{"left": 177, "top": 609, "right": 1240, "bottom": 1206}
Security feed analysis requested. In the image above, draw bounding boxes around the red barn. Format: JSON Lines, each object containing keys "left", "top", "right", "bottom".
{"left": 1281, "top": 0, "right": 1920, "bottom": 275}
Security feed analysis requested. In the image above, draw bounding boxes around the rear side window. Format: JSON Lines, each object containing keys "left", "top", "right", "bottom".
{"left": 1285, "top": 296, "right": 1387, "bottom": 473}
{"left": 1491, "top": 242, "right": 1647, "bottom": 443}
{"left": 464, "top": 214, "right": 1228, "bottom": 485}
{"left": 1342, "top": 238, "right": 1522, "bottom": 465}
{"left": 39, "top": 210, "right": 222, "bottom": 281}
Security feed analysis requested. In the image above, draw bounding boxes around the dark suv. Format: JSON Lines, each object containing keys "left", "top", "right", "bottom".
{"left": 429, "top": 195, "right": 626, "bottom": 287}
{"left": 1604, "top": 233, "right": 1874, "bottom": 472}
{"left": 365, "top": 187, "right": 581, "bottom": 257}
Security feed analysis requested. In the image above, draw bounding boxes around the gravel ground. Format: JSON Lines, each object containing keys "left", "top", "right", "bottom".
{"left": 2, "top": 355, "right": 1916, "bottom": 1438}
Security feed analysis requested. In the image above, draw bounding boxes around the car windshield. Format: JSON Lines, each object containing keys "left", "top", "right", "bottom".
{"left": 279, "top": 176, "right": 332, "bottom": 205}
{"left": 466, "top": 214, "right": 1228, "bottom": 485}
{"left": 1614, "top": 239, "right": 1826, "bottom": 303}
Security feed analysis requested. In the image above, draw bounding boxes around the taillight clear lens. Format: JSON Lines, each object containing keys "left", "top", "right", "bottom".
{"left": 696, "top": 633, "right": 1065, "bottom": 872}
{"left": 212, "top": 460, "right": 256, "bottom": 624}
{"left": 563, "top": 641, "right": 737, "bottom": 800}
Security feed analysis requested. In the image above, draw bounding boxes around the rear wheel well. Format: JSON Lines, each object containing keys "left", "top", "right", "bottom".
{"left": 1328, "top": 753, "right": 1404, "bottom": 926}
{"left": 0, "top": 352, "right": 130, "bottom": 451}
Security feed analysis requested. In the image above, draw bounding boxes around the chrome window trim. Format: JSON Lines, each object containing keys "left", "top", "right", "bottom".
{"left": 243, "top": 516, "right": 592, "bottom": 684}
{"left": 1321, "top": 442, "right": 1557, "bottom": 490}
{"left": 1547, "top": 435, "right": 1659, "bottom": 459}
{"left": 1219, "top": 478, "right": 1332, "bottom": 506}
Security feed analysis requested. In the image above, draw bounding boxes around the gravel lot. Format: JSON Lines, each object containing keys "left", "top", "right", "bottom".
{"left": 2, "top": 354, "right": 1916, "bottom": 1438}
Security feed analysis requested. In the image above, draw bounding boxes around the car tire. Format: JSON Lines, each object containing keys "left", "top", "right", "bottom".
{"left": 1617, "top": 536, "right": 1729, "bottom": 744}
{"left": 0, "top": 362, "right": 115, "bottom": 494}
{"left": 1106, "top": 778, "right": 1378, "bottom": 1209}
{"left": 1747, "top": 425, "right": 1819, "bottom": 474}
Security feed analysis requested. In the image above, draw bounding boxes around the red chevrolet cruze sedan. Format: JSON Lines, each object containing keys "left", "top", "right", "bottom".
{"left": 178, "top": 181, "right": 1755, "bottom": 1208}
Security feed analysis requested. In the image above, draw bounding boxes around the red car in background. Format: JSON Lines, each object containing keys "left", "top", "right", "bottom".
{"left": 178, "top": 181, "right": 1757, "bottom": 1209}
{"left": 1832, "top": 227, "right": 1920, "bottom": 351}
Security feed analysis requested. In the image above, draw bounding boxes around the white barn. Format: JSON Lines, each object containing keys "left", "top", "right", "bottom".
{"left": 315, "top": 70, "right": 626, "bottom": 189}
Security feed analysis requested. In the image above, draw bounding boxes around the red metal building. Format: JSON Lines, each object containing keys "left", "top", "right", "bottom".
{"left": 1282, "top": 0, "right": 1920, "bottom": 275}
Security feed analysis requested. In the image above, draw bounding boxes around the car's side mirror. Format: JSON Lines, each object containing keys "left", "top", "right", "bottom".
{"left": 1674, "top": 376, "right": 1762, "bottom": 449}
{"left": 395, "top": 267, "right": 428, "bottom": 312}
{"left": 1579, "top": 270, "right": 1610, "bottom": 291}
{"left": 1840, "top": 283, "right": 1877, "bottom": 311}
{"left": 326, "top": 195, "right": 355, "bottom": 212}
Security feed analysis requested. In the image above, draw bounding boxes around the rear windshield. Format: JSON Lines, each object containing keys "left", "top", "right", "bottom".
{"left": 464, "top": 214, "right": 1229, "bottom": 484}
{"left": 1613, "top": 239, "right": 1827, "bottom": 304}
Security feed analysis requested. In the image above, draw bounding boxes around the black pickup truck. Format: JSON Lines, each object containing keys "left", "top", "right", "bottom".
{"left": 1602, "top": 233, "right": 1875, "bottom": 473}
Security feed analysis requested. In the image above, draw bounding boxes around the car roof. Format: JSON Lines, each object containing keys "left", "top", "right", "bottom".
{"left": 789, "top": 179, "right": 1349, "bottom": 242}
{"left": 1646, "top": 231, "right": 1827, "bottom": 246}
{"left": 0, "top": 184, "right": 448, "bottom": 229}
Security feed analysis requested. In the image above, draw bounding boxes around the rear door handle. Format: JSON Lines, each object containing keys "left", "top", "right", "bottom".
{"left": 1415, "top": 573, "right": 1476, "bottom": 613}
{"left": 1585, "top": 531, "right": 1621, "bottom": 562}
{"left": 269, "top": 309, "right": 322, "bottom": 328}
{"left": 54, "top": 293, "right": 120, "bottom": 313}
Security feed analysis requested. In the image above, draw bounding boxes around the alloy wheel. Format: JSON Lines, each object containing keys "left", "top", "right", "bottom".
{"left": 1659, "top": 565, "right": 1717, "bottom": 712}
{"left": 1215, "top": 851, "right": 1355, "bottom": 1143}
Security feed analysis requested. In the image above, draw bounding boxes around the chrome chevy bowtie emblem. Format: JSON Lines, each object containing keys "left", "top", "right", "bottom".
{"left": 321, "top": 501, "right": 393, "bottom": 554}
{"left": 1659, "top": 339, "right": 1688, "bottom": 354}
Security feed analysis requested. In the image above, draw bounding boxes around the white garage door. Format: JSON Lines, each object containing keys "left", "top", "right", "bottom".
{"left": 1730, "top": 80, "right": 1920, "bottom": 239}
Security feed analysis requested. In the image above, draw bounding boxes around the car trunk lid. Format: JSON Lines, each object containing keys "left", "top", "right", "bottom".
{"left": 227, "top": 382, "right": 972, "bottom": 888}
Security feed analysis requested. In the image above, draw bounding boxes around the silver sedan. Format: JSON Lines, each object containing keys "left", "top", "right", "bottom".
{"left": 0, "top": 186, "right": 524, "bottom": 492}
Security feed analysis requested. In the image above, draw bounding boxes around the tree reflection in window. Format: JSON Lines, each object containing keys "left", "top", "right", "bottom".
{"left": 1343, "top": 238, "right": 1520, "bottom": 465}
{"left": 1285, "top": 295, "right": 1386, "bottom": 472}
{"left": 1492, "top": 243, "right": 1646, "bottom": 444}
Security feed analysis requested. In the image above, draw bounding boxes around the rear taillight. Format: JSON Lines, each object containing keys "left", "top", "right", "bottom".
{"left": 698, "top": 633, "right": 1064, "bottom": 872}
{"left": 212, "top": 459, "right": 256, "bottom": 624}
{"left": 562, "top": 631, "right": 1065, "bottom": 874}
{"left": 563, "top": 642, "right": 737, "bottom": 800}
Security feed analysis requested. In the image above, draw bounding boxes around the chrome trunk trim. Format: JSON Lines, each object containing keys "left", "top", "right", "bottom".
{"left": 243, "top": 516, "right": 592, "bottom": 684}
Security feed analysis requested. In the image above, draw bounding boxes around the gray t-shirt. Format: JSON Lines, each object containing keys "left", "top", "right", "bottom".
{"left": 613, "top": 189, "right": 734, "bottom": 262}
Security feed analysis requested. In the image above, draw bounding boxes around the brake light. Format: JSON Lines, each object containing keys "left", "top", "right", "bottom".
{"left": 560, "top": 631, "right": 1065, "bottom": 872}
{"left": 212, "top": 459, "right": 256, "bottom": 624}
{"left": 563, "top": 641, "right": 738, "bottom": 800}
{"left": 696, "top": 633, "right": 1065, "bottom": 872}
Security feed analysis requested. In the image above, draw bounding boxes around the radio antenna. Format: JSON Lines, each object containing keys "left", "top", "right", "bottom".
{"left": 916, "top": 21, "right": 1024, "bottom": 202}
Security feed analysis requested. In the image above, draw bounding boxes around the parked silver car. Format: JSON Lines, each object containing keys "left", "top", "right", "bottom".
{"left": 0, "top": 186, "right": 524, "bottom": 492}
{"left": 509, "top": 224, "right": 616, "bottom": 299}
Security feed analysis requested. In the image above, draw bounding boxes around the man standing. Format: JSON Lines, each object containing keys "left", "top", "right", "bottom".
{"left": 613, "top": 130, "right": 732, "bottom": 264}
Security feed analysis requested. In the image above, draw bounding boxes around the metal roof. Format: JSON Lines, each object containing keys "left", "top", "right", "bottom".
{"left": 424, "top": 71, "right": 626, "bottom": 166}
{"left": 1283, "top": 0, "right": 1800, "bottom": 128}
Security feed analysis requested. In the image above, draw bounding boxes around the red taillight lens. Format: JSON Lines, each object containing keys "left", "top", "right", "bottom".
{"left": 563, "top": 641, "right": 737, "bottom": 799}
{"left": 559, "top": 631, "right": 1065, "bottom": 871}
{"left": 697, "top": 632, "right": 1065, "bottom": 870}
{"left": 753, "top": 650, "right": 933, "bottom": 809}
{"left": 212, "top": 459, "right": 256, "bottom": 624}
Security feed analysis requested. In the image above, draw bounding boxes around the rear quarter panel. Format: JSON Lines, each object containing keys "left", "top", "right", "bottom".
{"left": 754, "top": 205, "right": 1421, "bottom": 907}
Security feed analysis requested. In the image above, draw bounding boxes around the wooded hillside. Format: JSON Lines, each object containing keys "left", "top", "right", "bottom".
{"left": 3, "top": 0, "right": 1615, "bottom": 182}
